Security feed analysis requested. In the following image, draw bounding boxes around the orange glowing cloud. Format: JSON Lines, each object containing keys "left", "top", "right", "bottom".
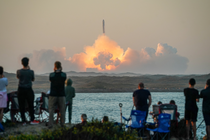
{"left": 21, "top": 36, "right": 188, "bottom": 74}
{"left": 71, "top": 35, "right": 125, "bottom": 71}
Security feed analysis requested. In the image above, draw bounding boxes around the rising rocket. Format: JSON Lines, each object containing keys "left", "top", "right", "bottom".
{"left": 103, "top": 19, "right": 105, "bottom": 34}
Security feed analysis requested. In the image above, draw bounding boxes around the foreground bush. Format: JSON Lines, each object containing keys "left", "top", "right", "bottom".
{"left": 0, "top": 119, "right": 139, "bottom": 140}
{"left": 70, "top": 119, "right": 138, "bottom": 140}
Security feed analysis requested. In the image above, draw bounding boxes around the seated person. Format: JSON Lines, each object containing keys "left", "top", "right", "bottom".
{"left": 169, "top": 100, "right": 180, "bottom": 119}
{"left": 149, "top": 101, "right": 162, "bottom": 116}
{"left": 102, "top": 116, "right": 109, "bottom": 123}
{"left": 81, "top": 114, "right": 87, "bottom": 125}
{"left": 157, "top": 101, "right": 162, "bottom": 105}
{"left": 169, "top": 100, "right": 176, "bottom": 105}
{"left": 72, "top": 114, "right": 87, "bottom": 130}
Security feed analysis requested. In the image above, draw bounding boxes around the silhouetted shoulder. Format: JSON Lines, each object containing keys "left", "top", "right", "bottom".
{"left": 61, "top": 72, "right": 66, "bottom": 77}
{"left": 49, "top": 72, "right": 55, "bottom": 77}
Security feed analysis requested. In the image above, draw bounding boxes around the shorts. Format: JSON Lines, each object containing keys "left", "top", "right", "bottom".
{"left": 185, "top": 109, "right": 198, "bottom": 122}
{"left": 203, "top": 112, "right": 210, "bottom": 125}
{"left": 0, "top": 91, "right": 7, "bottom": 108}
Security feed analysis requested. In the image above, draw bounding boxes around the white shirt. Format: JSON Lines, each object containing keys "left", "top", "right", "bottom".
{"left": 0, "top": 77, "right": 8, "bottom": 92}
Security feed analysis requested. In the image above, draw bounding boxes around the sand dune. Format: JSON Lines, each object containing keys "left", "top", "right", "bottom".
{"left": 4, "top": 72, "right": 210, "bottom": 93}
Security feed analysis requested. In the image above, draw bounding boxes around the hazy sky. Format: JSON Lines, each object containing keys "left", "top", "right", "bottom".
{"left": 0, "top": 0, "right": 210, "bottom": 74}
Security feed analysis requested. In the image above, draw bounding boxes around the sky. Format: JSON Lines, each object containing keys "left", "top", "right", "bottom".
{"left": 0, "top": 0, "right": 210, "bottom": 74}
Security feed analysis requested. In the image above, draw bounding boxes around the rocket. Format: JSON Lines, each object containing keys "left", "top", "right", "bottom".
{"left": 103, "top": 19, "right": 105, "bottom": 34}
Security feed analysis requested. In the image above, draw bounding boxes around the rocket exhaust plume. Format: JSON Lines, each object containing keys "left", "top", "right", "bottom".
{"left": 21, "top": 20, "right": 188, "bottom": 74}
{"left": 103, "top": 19, "right": 105, "bottom": 34}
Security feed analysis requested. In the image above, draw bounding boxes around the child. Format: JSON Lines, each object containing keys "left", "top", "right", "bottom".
{"left": 65, "top": 78, "right": 75, "bottom": 124}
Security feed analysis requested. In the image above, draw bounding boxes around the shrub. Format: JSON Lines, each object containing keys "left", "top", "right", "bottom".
{"left": 1, "top": 119, "right": 139, "bottom": 140}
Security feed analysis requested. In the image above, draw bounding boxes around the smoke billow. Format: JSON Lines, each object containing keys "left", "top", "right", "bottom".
{"left": 19, "top": 35, "right": 188, "bottom": 74}
{"left": 117, "top": 43, "right": 188, "bottom": 74}
{"left": 93, "top": 52, "right": 121, "bottom": 69}
{"left": 19, "top": 47, "right": 78, "bottom": 73}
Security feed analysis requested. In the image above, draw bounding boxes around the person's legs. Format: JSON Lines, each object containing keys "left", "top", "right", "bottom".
{"left": 191, "top": 121, "right": 196, "bottom": 140}
{"left": 191, "top": 109, "right": 198, "bottom": 139}
{"left": 136, "top": 106, "right": 148, "bottom": 122}
{"left": 48, "top": 96, "right": 57, "bottom": 128}
{"left": 186, "top": 120, "right": 190, "bottom": 139}
{"left": 25, "top": 88, "right": 35, "bottom": 121}
{"left": 18, "top": 87, "right": 26, "bottom": 123}
{"left": 185, "top": 110, "right": 191, "bottom": 139}
{"left": 68, "top": 103, "right": 73, "bottom": 123}
{"left": 58, "top": 97, "right": 66, "bottom": 126}
{"left": 203, "top": 112, "right": 210, "bottom": 140}
{"left": 0, "top": 109, "right": 3, "bottom": 123}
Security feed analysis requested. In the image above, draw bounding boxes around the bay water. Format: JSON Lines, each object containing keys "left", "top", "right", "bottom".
{"left": 4, "top": 92, "right": 206, "bottom": 138}
{"left": 68, "top": 92, "right": 205, "bottom": 138}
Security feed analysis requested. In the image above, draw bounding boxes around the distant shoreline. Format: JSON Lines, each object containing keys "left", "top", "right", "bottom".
{"left": 4, "top": 72, "right": 210, "bottom": 94}
{"left": 31, "top": 88, "right": 185, "bottom": 93}
{"left": 7, "top": 88, "right": 185, "bottom": 94}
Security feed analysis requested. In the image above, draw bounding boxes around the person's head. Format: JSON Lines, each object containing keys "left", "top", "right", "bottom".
{"left": 206, "top": 79, "right": 210, "bottom": 87}
{"left": 81, "top": 114, "right": 87, "bottom": 122}
{"left": 138, "top": 82, "right": 144, "bottom": 89}
{"left": 157, "top": 101, "right": 162, "bottom": 105}
{"left": 189, "top": 78, "right": 196, "bottom": 86}
{"left": 66, "top": 78, "right": 73, "bottom": 86}
{"left": 170, "top": 100, "right": 176, "bottom": 105}
{"left": 0, "top": 66, "right": 3, "bottom": 75}
{"left": 102, "top": 116, "right": 109, "bottom": 123}
{"left": 21, "top": 57, "right": 29, "bottom": 67}
{"left": 54, "top": 61, "right": 62, "bottom": 71}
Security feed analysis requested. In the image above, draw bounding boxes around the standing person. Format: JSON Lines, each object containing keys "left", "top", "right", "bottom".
{"left": 65, "top": 78, "right": 75, "bottom": 124}
{"left": 0, "top": 66, "right": 8, "bottom": 123}
{"left": 133, "top": 82, "right": 152, "bottom": 121}
{"left": 17, "top": 57, "right": 38, "bottom": 125}
{"left": 200, "top": 79, "right": 210, "bottom": 140}
{"left": 184, "top": 78, "right": 199, "bottom": 140}
{"left": 48, "top": 61, "right": 66, "bottom": 128}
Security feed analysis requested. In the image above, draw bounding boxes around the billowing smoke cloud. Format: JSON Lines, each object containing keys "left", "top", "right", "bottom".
{"left": 93, "top": 52, "right": 121, "bottom": 69}
{"left": 117, "top": 43, "right": 188, "bottom": 74}
{"left": 19, "top": 35, "right": 188, "bottom": 74}
{"left": 19, "top": 47, "right": 79, "bottom": 74}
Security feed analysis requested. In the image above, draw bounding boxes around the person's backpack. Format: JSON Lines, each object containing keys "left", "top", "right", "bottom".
{"left": 0, "top": 123, "right": 4, "bottom": 132}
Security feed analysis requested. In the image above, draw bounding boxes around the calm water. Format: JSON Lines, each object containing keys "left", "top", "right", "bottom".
{"left": 69, "top": 92, "right": 206, "bottom": 138}
{"left": 4, "top": 92, "right": 206, "bottom": 138}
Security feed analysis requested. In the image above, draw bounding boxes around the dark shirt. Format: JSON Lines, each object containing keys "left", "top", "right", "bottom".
{"left": 49, "top": 71, "right": 66, "bottom": 96}
{"left": 17, "top": 69, "right": 34, "bottom": 88}
{"left": 184, "top": 88, "right": 199, "bottom": 111}
{"left": 81, "top": 120, "right": 87, "bottom": 125}
{"left": 200, "top": 87, "right": 210, "bottom": 113}
{"left": 133, "top": 89, "right": 151, "bottom": 111}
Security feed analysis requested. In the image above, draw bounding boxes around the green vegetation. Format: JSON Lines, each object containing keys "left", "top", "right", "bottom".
{"left": 0, "top": 119, "right": 140, "bottom": 140}
{"left": 5, "top": 72, "right": 210, "bottom": 93}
